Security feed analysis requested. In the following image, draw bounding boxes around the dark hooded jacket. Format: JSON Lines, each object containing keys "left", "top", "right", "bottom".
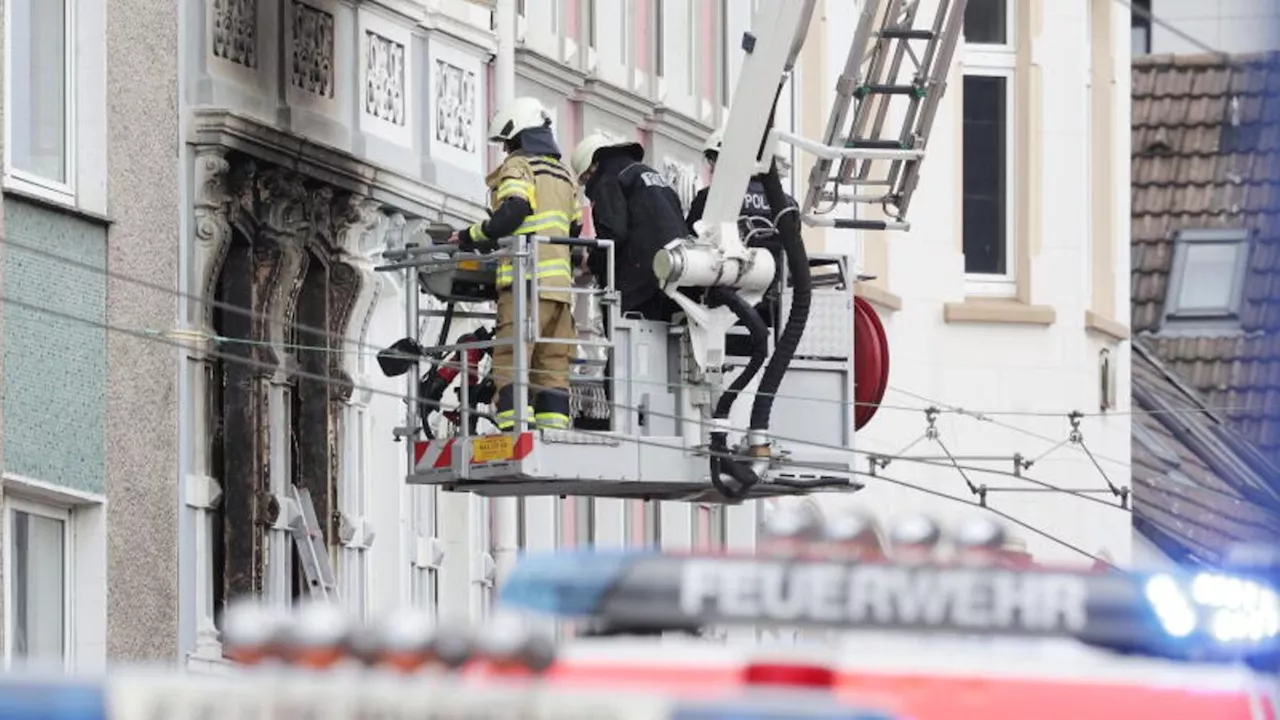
{"left": 685, "top": 175, "right": 798, "bottom": 251}
{"left": 584, "top": 151, "right": 689, "bottom": 319}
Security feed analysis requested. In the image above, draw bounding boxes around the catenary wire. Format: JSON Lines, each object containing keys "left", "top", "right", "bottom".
{"left": 1113, "top": 0, "right": 1231, "bottom": 61}
{"left": 1, "top": 286, "right": 1137, "bottom": 517}
{"left": 0, "top": 224, "right": 1250, "bottom": 493}
{"left": 0, "top": 229, "right": 1252, "bottom": 428}
{"left": 0, "top": 289, "right": 1132, "bottom": 564}
{"left": 0, "top": 230, "right": 1139, "bottom": 502}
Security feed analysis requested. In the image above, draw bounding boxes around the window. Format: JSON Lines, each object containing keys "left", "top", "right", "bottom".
{"left": 5, "top": 500, "right": 70, "bottom": 669}
{"left": 1163, "top": 229, "right": 1251, "bottom": 324}
{"left": 962, "top": 0, "right": 1015, "bottom": 295}
{"left": 1131, "top": 0, "right": 1152, "bottom": 55}
{"left": 964, "top": 0, "right": 1009, "bottom": 45}
{"left": 5, "top": 0, "right": 73, "bottom": 193}
{"left": 586, "top": 0, "right": 597, "bottom": 49}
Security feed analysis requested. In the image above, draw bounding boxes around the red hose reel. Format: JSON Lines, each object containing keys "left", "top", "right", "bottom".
{"left": 853, "top": 296, "right": 890, "bottom": 430}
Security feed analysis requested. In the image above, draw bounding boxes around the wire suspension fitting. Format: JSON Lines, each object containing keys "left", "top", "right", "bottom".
{"left": 925, "top": 406, "right": 987, "bottom": 506}
{"left": 1067, "top": 410, "right": 1130, "bottom": 509}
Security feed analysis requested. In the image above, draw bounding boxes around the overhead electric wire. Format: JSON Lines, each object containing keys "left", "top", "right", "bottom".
{"left": 0, "top": 228, "right": 1140, "bottom": 510}
{"left": 0, "top": 230, "right": 1252, "bottom": 435}
{"left": 0, "top": 230, "right": 1161, "bottom": 510}
{"left": 0, "top": 289, "right": 1123, "bottom": 566}
{"left": 1114, "top": 0, "right": 1231, "bottom": 61}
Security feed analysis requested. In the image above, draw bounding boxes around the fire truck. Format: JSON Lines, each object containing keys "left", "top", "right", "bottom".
{"left": 10, "top": 509, "right": 1273, "bottom": 720}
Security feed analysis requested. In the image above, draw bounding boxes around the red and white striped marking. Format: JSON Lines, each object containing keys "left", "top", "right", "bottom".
{"left": 414, "top": 439, "right": 455, "bottom": 471}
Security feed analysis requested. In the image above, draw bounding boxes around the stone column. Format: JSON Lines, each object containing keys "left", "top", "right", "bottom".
{"left": 331, "top": 194, "right": 384, "bottom": 616}
{"left": 254, "top": 168, "right": 312, "bottom": 606}
{"left": 188, "top": 145, "right": 233, "bottom": 661}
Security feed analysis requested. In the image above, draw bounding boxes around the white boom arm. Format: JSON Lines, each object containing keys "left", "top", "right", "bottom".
{"left": 653, "top": 0, "right": 969, "bottom": 375}
{"left": 652, "top": 0, "right": 818, "bottom": 374}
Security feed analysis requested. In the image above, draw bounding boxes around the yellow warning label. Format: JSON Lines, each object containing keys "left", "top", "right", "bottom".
{"left": 457, "top": 260, "right": 482, "bottom": 271}
{"left": 472, "top": 435, "right": 514, "bottom": 463}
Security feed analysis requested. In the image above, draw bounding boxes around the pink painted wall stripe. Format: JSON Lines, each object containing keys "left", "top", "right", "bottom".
{"left": 565, "top": 0, "right": 578, "bottom": 36}
{"left": 635, "top": 0, "right": 649, "bottom": 73}
{"left": 701, "top": 0, "right": 715, "bottom": 101}
{"left": 561, "top": 498, "right": 577, "bottom": 546}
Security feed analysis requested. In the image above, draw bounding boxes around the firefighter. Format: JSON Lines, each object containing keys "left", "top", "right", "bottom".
{"left": 568, "top": 132, "right": 691, "bottom": 322}
{"left": 450, "top": 97, "right": 579, "bottom": 432}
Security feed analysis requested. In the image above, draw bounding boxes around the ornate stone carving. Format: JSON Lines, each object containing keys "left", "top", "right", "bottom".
{"left": 332, "top": 196, "right": 386, "bottom": 388}
{"left": 659, "top": 157, "right": 700, "bottom": 212}
{"left": 251, "top": 170, "right": 313, "bottom": 375}
{"left": 334, "top": 194, "right": 385, "bottom": 257}
{"left": 290, "top": 1, "right": 334, "bottom": 98}
{"left": 211, "top": 0, "right": 258, "bottom": 69}
{"left": 256, "top": 169, "right": 311, "bottom": 237}
{"left": 434, "top": 59, "right": 477, "bottom": 153}
{"left": 327, "top": 261, "right": 359, "bottom": 404}
{"left": 306, "top": 186, "right": 336, "bottom": 249}
{"left": 365, "top": 31, "right": 406, "bottom": 126}
{"left": 194, "top": 148, "right": 233, "bottom": 336}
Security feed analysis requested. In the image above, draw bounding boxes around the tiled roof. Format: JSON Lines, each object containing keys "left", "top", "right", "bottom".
{"left": 1131, "top": 345, "right": 1280, "bottom": 565}
{"left": 1131, "top": 51, "right": 1280, "bottom": 458}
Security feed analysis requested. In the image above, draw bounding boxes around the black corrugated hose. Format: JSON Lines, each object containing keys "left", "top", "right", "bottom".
{"left": 706, "top": 288, "right": 769, "bottom": 498}
{"left": 749, "top": 159, "right": 810, "bottom": 432}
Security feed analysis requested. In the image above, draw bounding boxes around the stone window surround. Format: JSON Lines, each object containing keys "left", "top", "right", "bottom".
{"left": 181, "top": 108, "right": 488, "bottom": 666}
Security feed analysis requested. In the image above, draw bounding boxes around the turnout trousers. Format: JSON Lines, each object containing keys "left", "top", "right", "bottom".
{"left": 492, "top": 289, "right": 576, "bottom": 431}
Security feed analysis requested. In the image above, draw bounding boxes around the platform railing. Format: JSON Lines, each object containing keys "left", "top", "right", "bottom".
{"left": 377, "top": 235, "right": 618, "bottom": 479}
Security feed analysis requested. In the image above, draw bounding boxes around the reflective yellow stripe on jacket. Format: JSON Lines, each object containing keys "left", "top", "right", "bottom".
{"left": 494, "top": 209, "right": 574, "bottom": 289}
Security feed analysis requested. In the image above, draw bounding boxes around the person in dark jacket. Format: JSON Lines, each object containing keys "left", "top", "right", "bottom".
{"left": 685, "top": 127, "right": 798, "bottom": 334}
{"left": 685, "top": 127, "right": 799, "bottom": 247}
{"left": 569, "top": 132, "right": 692, "bottom": 322}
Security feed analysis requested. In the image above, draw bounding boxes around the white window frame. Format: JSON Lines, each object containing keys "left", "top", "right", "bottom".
{"left": 961, "top": 0, "right": 1016, "bottom": 296}
{"left": 3, "top": 0, "right": 78, "bottom": 205}
{"left": 960, "top": 63, "right": 1016, "bottom": 297}
{"left": 4, "top": 497, "right": 73, "bottom": 670}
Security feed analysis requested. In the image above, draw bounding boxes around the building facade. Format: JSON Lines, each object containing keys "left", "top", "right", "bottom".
{"left": 0, "top": 0, "right": 181, "bottom": 670}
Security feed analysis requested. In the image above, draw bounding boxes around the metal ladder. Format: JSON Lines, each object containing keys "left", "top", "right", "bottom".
{"left": 288, "top": 485, "right": 340, "bottom": 602}
{"left": 799, "top": 0, "right": 970, "bottom": 231}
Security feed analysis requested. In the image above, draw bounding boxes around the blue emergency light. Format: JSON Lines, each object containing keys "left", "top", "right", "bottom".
{"left": 497, "top": 549, "right": 1280, "bottom": 665}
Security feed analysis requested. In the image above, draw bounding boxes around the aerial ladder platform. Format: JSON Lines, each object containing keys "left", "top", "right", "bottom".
{"left": 374, "top": 0, "right": 968, "bottom": 504}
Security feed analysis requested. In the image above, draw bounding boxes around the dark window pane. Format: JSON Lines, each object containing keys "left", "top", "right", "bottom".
{"left": 1131, "top": 26, "right": 1150, "bottom": 55}
{"left": 962, "top": 75, "right": 1008, "bottom": 276}
{"left": 964, "top": 0, "right": 1007, "bottom": 45}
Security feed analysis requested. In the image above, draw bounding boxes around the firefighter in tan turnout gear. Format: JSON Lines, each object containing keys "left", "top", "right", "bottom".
{"left": 451, "top": 97, "right": 580, "bottom": 432}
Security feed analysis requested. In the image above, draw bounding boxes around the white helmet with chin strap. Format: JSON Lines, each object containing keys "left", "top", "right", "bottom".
{"left": 702, "top": 127, "right": 725, "bottom": 158}
{"left": 570, "top": 131, "right": 644, "bottom": 180}
{"left": 488, "top": 97, "right": 550, "bottom": 143}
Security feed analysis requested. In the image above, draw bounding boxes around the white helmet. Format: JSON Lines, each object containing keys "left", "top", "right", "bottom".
{"left": 488, "top": 97, "right": 550, "bottom": 143}
{"left": 570, "top": 131, "right": 644, "bottom": 179}
{"left": 703, "top": 127, "right": 725, "bottom": 157}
